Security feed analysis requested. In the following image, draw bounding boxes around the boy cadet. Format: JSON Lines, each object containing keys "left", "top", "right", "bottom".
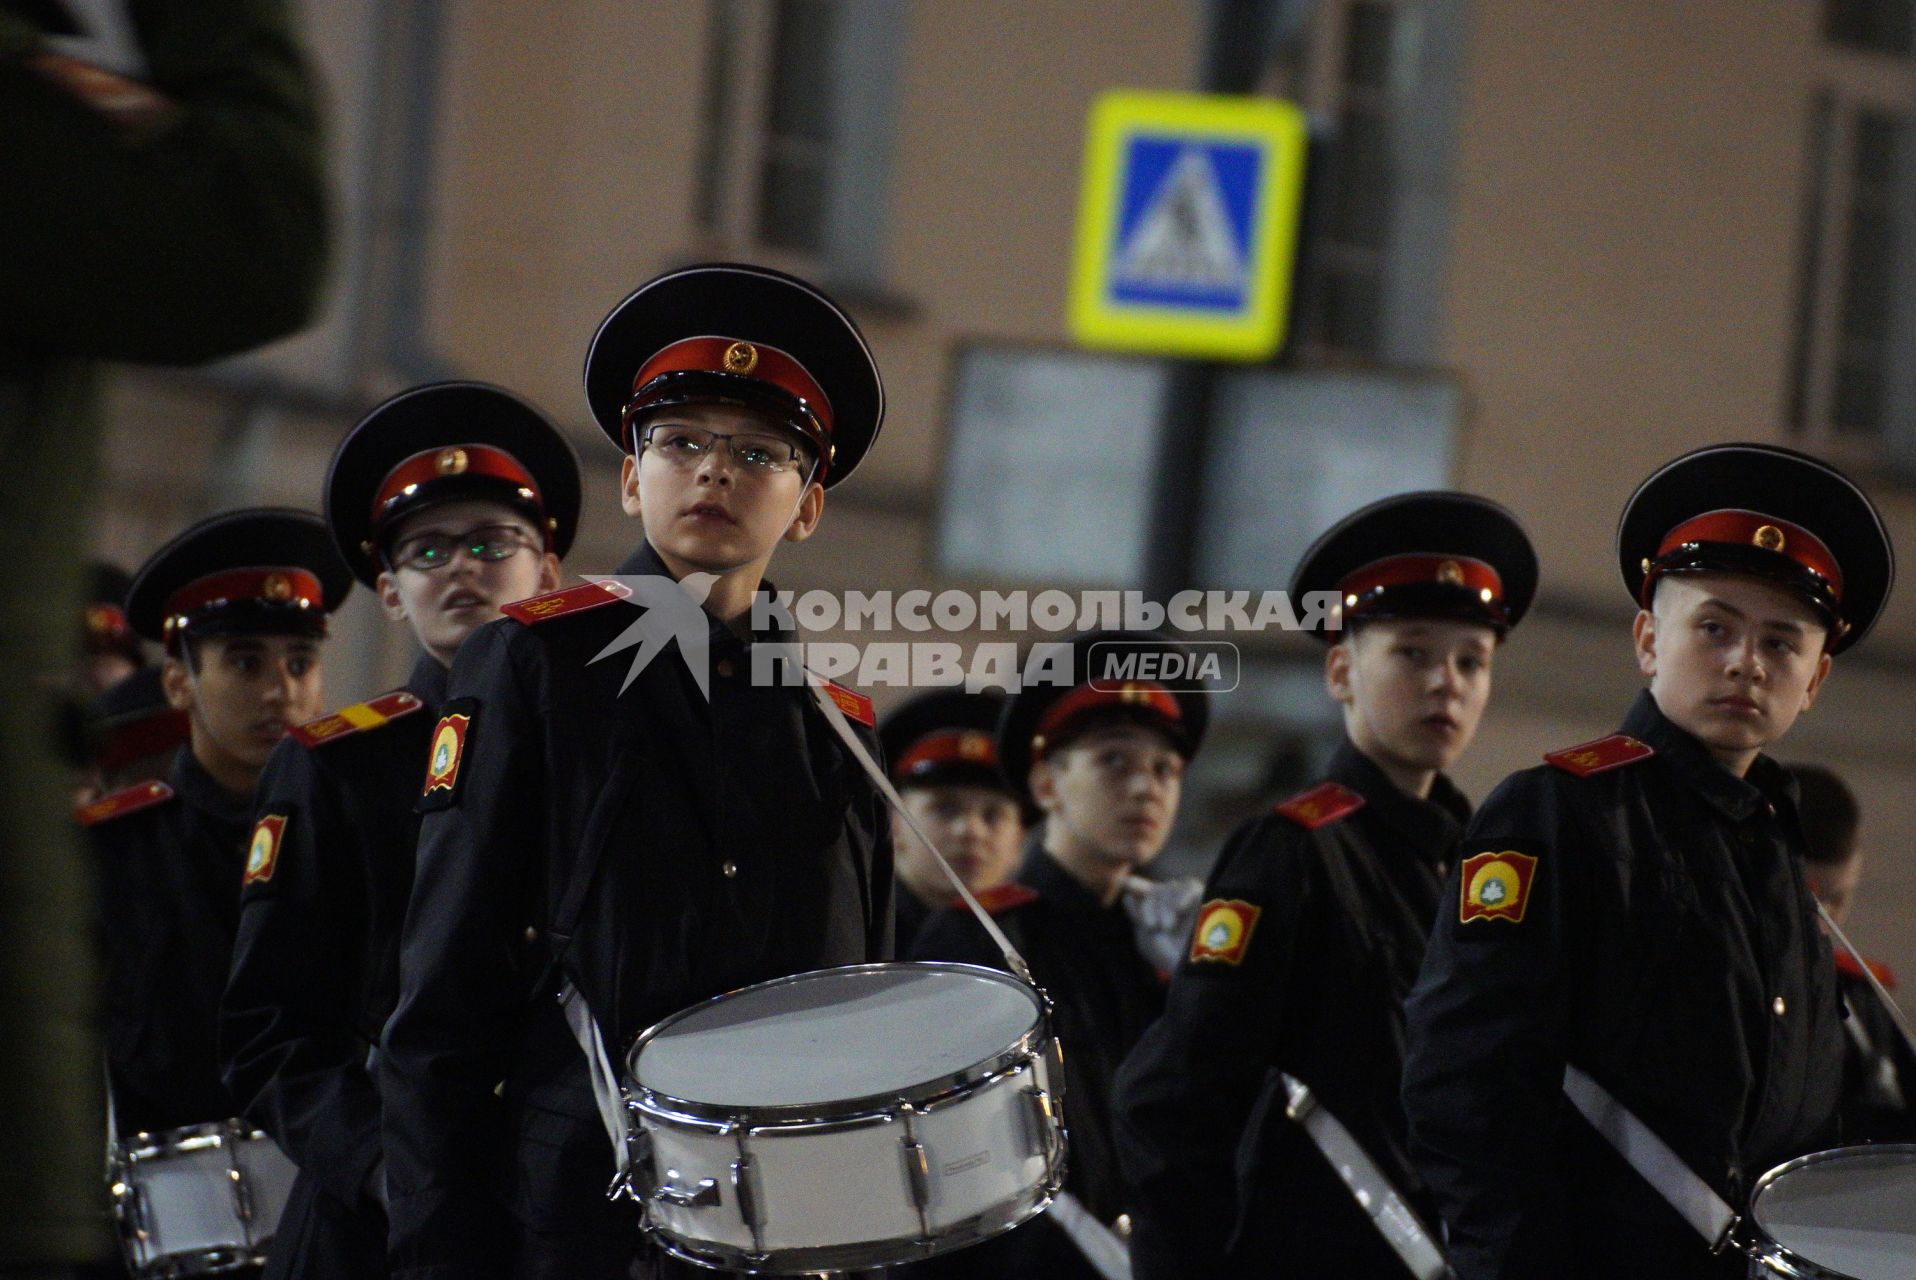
{"left": 220, "top": 384, "right": 580, "bottom": 1280}
{"left": 877, "top": 688, "right": 1025, "bottom": 947}
{"left": 1792, "top": 763, "right": 1916, "bottom": 1141}
{"left": 1115, "top": 493, "right": 1538, "bottom": 1279}
{"left": 1403, "top": 444, "right": 1893, "bottom": 1279}
{"left": 378, "top": 264, "right": 894, "bottom": 1280}
{"left": 910, "top": 631, "right": 1207, "bottom": 1279}
{"left": 81, "top": 511, "right": 351, "bottom": 1144}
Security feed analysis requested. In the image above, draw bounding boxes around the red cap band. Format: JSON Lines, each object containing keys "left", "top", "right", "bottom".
{"left": 85, "top": 603, "right": 132, "bottom": 648}
{"left": 627, "top": 336, "right": 835, "bottom": 440}
{"left": 371, "top": 444, "right": 544, "bottom": 526}
{"left": 1032, "top": 681, "right": 1182, "bottom": 759}
{"left": 1647, "top": 509, "right": 1843, "bottom": 605}
{"left": 1337, "top": 553, "right": 1506, "bottom": 614}
{"left": 894, "top": 728, "right": 1000, "bottom": 780}
{"left": 163, "top": 568, "right": 325, "bottom": 634}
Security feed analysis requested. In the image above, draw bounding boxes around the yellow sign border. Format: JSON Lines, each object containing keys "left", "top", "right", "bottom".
{"left": 1069, "top": 90, "right": 1308, "bottom": 361}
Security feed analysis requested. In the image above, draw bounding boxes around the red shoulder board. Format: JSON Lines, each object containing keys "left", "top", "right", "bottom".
{"left": 971, "top": 883, "right": 1039, "bottom": 915}
{"left": 1545, "top": 734, "right": 1655, "bottom": 777}
{"left": 501, "top": 579, "right": 631, "bottom": 625}
{"left": 1836, "top": 950, "right": 1898, "bottom": 990}
{"left": 821, "top": 679, "right": 875, "bottom": 728}
{"left": 288, "top": 688, "right": 425, "bottom": 748}
{"left": 1273, "top": 781, "right": 1365, "bottom": 830}
{"left": 76, "top": 779, "right": 176, "bottom": 827}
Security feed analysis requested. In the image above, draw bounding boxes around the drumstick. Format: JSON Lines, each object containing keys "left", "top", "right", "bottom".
{"left": 804, "top": 673, "right": 1037, "bottom": 985}
{"left": 1815, "top": 898, "right": 1916, "bottom": 1060}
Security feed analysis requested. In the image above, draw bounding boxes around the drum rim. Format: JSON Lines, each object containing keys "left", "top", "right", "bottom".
{"left": 118, "top": 1118, "right": 273, "bottom": 1162}
{"left": 1748, "top": 1142, "right": 1916, "bottom": 1273}
{"left": 648, "top": 1174, "right": 1063, "bottom": 1273}
{"left": 624, "top": 961, "right": 1051, "bottom": 1122}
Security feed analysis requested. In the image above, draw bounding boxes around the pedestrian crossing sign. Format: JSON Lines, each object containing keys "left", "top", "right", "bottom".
{"left": 1069, "top": 91, "right": 1308, "bottom": 360}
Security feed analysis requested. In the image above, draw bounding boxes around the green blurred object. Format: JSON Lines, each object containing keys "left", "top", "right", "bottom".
{"left": 0, "top": 0, "right": 330, "bottom": 1267}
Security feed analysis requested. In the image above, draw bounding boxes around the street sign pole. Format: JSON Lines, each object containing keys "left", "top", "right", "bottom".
{"left": 1144, "top": 0, "right": 1286, "bottom": 601}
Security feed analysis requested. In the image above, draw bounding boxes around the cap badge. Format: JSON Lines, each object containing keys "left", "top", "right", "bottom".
{"left": 723, "top": 341, "right": 759, "bottom": 375}
{"left": 1118, "top": 682, "right": 1150, "bottom": 705}
{"left": 263, "top": 573, "right": 293, "bottom": 602}
{"left": 1753, "top": 524, "right": 1786, "bottom": 552}
{"left": 1437, "top": 559, "right": 1465, "bottom": 586}
{"left": 85, "top": 604, "right": 117, "bottom": 637}
{"left": 959, "top": 731, "right": 992, "bottom": 761}
{"left": 436, "top": 447, "right": 469, "bottom": 476}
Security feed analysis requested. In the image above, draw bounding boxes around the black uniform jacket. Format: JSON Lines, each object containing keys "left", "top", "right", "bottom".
{"left": 1403, "top": 692, "right": 1844, "bottom": 1280}
{"left": 910, "top": 843, "right": 1166, "bottom": 1269}
{"left": 220, "top": 654, "right": 449, "bottom": 1277}
{"left": 93, "top": 747, "right": 254, "bottom": 1134}
{"left": 379, "top": 543, "right": 894, "bottom": 1280}
{"left": 1833, "top": 957, "right": 1916, "bottom": 1141}
{"left": 1115, "top": 742, "right": 1466, "bottom": 1279}
{"left": 895, "top": 885, "right": 937, "bottom": 956}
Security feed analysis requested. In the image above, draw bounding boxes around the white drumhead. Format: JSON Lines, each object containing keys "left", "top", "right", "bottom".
{"left": 1752, "top": 1146, "right": 1916, "bottom": 1279}
{"left": 633, "top": 964, "right": 1041, "bottom": 1108}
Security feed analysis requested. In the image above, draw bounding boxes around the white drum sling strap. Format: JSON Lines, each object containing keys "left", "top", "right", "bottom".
{"left": 1560, "top": 1063, "right": 1740, "bottom": 1249}
{"left": 1282, "top": 1074, "right": 1453, "bottom": 1280}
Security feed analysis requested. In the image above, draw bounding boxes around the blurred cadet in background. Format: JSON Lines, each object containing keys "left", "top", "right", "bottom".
{"left": 877, "top": 688, "right": 1025, "bottom": 949}
{"left": 1792, "top": 762, "right": 1916, "bottom": 1141}
{"left": 81, "top": 511, "right": 349, "bottom": 1275}
{"left": 0, "top": 0, "right": 328, "bottom": 1271}
{"left": 78, "top": 562, "right": 141, "bottom": 699}
{"left": 222, "top": 383, "right": 578, "bottom": 1280}
{"left": 911, "top": 631, "right": 1207, "bottom": 1279}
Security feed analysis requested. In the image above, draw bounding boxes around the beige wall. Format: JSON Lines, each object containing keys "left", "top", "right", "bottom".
{"left": 1438, "top": 0, "right": 1916, "bottom": 971}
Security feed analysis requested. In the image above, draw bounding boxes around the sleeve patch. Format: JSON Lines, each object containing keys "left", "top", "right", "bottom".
{"left": 1273, "top": 781, "right": 1365, "bottom": 829}
{"left": 1190, "top": 898, "right": 1262, "bottom": 965}
{"left": 1459, "top": 849, "right": 1539, "bottom": 924}
{"left": 1544, "top": 734, "right": 1654, "bottom": 777}
{"left": 418, "top": 700, "right": 477, "bottom": 812}
{"left": 244, "top": 814, "right": 288, "bottom": 886}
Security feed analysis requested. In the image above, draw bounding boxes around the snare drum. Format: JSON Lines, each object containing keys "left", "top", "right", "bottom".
{"left": 1746, "top": 1144, "right": 1916, "bottom": 1279}
{"left": 624, "top": 962, "right": 1065, "bottom": 1274}
{"left": 111, "top": 1120, "right": 299, "bottom": 1276}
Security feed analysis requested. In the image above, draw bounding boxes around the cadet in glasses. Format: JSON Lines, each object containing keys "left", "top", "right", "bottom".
{"left": 221, "top": 383, "right": 579, "bottom": 1280}
{"left": 379, "top": 264, "right": 893, "bottom": 1280}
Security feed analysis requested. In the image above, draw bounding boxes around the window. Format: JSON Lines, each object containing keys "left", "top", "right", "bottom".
{"left": 1790, "top": 30, "right": 1916, "bottom": 450}
{"left": 1255, "top": 0, "right": 1467, "bottom": 366}
{"left": 694, "top": 0, "right": 906, "bottom": 289}
{"left": 1825, "top": 0, "right": 1914, "bottom": 57}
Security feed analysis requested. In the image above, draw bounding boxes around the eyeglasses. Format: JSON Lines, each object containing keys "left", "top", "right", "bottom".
{"left": 640, "top": 423, "right": 811, "bottom": 477}
{"left": 388, "top": 523, "right": 540, "bottom": 572}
